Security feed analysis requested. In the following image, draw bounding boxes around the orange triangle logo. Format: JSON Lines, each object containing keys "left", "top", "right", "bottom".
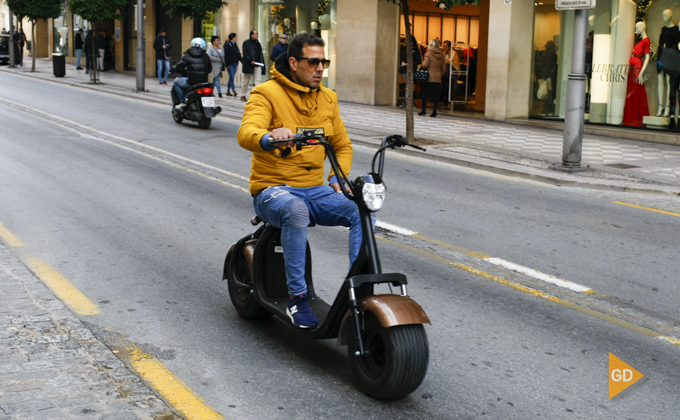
{"left": 609, "top": 353, "right": 644, "bottom": 399}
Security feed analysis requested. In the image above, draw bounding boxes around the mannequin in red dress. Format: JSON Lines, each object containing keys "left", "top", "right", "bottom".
{"left": 622, "top": 21, "right": 651, "bottom": 127}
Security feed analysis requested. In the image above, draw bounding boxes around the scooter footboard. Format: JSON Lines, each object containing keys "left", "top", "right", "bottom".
{"left": 337, "top": 294, "right": 430, "bottom": 345}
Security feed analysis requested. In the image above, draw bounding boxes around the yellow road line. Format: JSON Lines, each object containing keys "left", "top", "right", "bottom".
{"left": 26, "top": 258, "right": 100, "bottom": 315}
{"left": 0, "top": 222, "right": 25, "bottom": 247}
{"left": 413, "top": 233, "right": 491, "bottom": 259}
{"left": 126, "top": 347, "right": 225, "bottom": 420}
{"left": 614, "top": 201, "right": 680, "bottom": 218}
{"left": 378, "top": 236, "right": 680, "bottom": 348}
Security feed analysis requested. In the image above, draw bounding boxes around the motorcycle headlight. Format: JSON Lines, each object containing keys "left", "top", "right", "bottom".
{"left": 358, "top": 173, "right": 387, "bottom": 212}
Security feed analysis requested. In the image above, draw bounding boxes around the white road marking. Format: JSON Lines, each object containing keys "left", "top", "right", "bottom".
{"left": 484, "top": 257, "right": 592, "bottom": 293}
{"left": 375, "top": 221, "right": 417, "bottom": 236}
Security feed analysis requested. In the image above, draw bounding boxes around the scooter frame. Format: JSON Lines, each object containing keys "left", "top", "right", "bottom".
{"left": 224, "top": 133, "right": 430, "bottom": 398}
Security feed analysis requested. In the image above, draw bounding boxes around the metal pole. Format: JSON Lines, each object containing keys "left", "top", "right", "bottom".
{"left": 136, "top": 0, "right": 145, "bottom": 91}
{"left": 8, "top": 11, "right": 15, "bottom": 68}
{"left": 562, "top": 9, "right": 588, "bottom": 167}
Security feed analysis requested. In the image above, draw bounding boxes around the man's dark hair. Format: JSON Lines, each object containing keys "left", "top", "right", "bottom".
{"left": 160, "top": 28, "right": 166, "bottom": 33}
{"left": 287, "top": 33, "right": 325, "bottom": 60}
{"left": 228, "top": 32, "right": 236, "bottom": 41}
{"left": 211, "top": 35, "right": 219, "bottom": 44}
{"left": 250, "top": 29, "right": 257, "bottom": 37}
{"left": 443, "top": 40, "right": 451, "bottom": 48}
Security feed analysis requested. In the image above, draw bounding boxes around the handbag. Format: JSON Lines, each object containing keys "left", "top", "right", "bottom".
{"left": 537, "top": 79, "right": 548, "bottom": 100}
{"left": 221, "top": 62, "right": 226, "bottom": 72}
{"left": 414, "top": 68, "right": 429, "bottom": 82}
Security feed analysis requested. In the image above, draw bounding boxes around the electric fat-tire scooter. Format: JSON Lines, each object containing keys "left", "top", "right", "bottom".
{"left": 170, "top": 81, "right": 222, "bottom": 129}
{"left": 223, "top": 132, "right": 430, "bottom": 399}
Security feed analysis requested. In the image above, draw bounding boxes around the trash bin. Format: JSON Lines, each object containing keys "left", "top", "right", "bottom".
{"left": 53, "top": 54, "right": 65, "bottom": 77}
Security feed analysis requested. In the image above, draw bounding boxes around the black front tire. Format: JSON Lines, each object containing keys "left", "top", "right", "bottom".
{"left": 227, "top": 252, "right": 271, "bottom": 319}
{"left": 348, "top": 312, "right": 429, "bottom": 399}
{"left": 198, "top": 118, "right": 212, "bottom": 129}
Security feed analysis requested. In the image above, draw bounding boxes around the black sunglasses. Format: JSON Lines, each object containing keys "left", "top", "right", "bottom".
{"left": 297, "top": 57, "right": 331, "bottom": 69}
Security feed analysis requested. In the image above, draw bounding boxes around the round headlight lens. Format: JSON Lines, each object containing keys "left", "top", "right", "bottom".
{"left": 362, "top": 181, "right": 387, "bottom": 212}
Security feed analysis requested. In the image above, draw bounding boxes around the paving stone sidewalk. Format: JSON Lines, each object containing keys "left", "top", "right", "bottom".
{"left": 0, "top": 244, "right": 179, "bottom": 420}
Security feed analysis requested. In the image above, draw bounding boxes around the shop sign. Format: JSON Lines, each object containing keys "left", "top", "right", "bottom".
{"left": 555, "top": 0, "right": 596, "bottom": 10}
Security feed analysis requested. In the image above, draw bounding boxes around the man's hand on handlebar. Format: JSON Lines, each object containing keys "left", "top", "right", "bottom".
{"left": 270, "top": 128, "right": 295, "bottom": 149}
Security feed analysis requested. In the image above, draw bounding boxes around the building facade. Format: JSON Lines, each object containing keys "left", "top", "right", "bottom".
{"left": 9, "top": 0, "right": 680, "bottom": 138}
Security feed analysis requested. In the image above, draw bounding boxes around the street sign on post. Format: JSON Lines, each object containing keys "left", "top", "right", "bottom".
{"left": 555, "top": 0, "right": 596, "bottom": 10}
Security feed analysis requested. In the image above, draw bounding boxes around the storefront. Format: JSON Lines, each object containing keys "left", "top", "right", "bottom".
{"left": 253, "top": 0, "right": 338, "bottom": 90}
{"left": 531, "top": 0, "right": 680, "bottom": 131}
{"left": 398, "top": 1, "right": 485, "bottom": 111}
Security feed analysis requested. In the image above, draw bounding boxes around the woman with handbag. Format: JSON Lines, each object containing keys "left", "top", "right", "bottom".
{"left": 223, "top": 33, "right": 242, "bottom": 97}
{"left": 208, "top": 36, "right": 225, "bottom": 98}
{"left": 419, "top": 39, "right": 447, "bottom": 117}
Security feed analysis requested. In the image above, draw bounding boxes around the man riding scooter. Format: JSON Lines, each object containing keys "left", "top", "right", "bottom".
{"left": 237, "top": 33, "right": 360, "bottom": 329}
{"left": 173, "top": 37, "right": 212, "bottom": 106}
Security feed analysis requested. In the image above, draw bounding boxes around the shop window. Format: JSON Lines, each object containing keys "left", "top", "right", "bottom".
{"left": 533, "top": 0, "right": 667, "bottom": 131}
{"left": 256, "top": 0, "right": 337, "bottom": 90}
{"left": 53, "top": 1, "right": 69, "bottom": 55}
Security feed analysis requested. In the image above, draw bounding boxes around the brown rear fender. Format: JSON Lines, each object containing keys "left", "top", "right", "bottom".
{"left": 223, "top": 240, "right": 256, "bottom": 281}
{"left": 337, "top": 294, "right": 430, "bottom": 346}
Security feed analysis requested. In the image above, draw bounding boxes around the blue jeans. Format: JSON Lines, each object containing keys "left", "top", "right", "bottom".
{"left": 173, "top": 77, "right": 190, "bottom": 103}
{"left": 227, "top": 63, "right": 237, "bottom": 91}
{"left": 157, "top": 59, "right": 170, "bottom": 83}
{"left": 76, "top": 49, "right": 83, "bottom": 68}
{"left": 253, "top": 185, "right": 362, "bottom": 296}
{"left": 212, "top": 73, "right": 221, "bottom": 94}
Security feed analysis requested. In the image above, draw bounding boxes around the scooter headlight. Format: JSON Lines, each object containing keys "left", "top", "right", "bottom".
{"left": 358, "top": 173, "right": 387, "bottom": 212}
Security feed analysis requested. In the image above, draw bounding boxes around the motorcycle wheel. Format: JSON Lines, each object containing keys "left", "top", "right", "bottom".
{"left": 228, "top": 252, "right": 272, "bottom": 319}
{"left": 348, "top": 312, "right": 429, "bottom": 399}
{"left": 198, "top": 118, "right": 212, "bottom": 129}
{"left": 172, "top": 110, "right": 184, "bottom": 124}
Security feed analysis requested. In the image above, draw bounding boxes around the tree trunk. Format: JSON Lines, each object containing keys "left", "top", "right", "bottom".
{"left": 31, "top": 20, "right": 36, "bottom": 72}
{"left": 402, "top": 1, "right": 414, "bottom": 142}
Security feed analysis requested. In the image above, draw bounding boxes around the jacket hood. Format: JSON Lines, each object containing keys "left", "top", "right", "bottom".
{"left": 272, "top": 53, "right": 318, "bottom": 94}
{"left": 187, "top": 46, "right": 205, "bottom": 58}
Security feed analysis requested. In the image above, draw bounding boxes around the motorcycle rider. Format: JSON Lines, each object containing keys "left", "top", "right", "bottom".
{"left": 173, "top": 37, "right": 212, "bottom": 105}
{"left": 237, "top": 33, "right": 360, "bottom": 329}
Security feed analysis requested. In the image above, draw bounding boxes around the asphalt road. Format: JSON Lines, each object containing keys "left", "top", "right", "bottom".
{"left": 1, "top": 71, "right": 679, "bottom": 419}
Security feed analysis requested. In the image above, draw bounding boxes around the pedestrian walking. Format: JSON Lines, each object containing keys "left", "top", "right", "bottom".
{"left": 85, "top": 29, "right": 94, "bottom": 74}
{"left": 17, "top": 27, "right": 25, "bottom": 66}
{"left": 241, "top": 29, "right": 265, "bottom": 102}
{"left": 208, "top": 36, "right": 225, "bottom": 98}
{"left": 418, "top": 39, "right": 446, "bottom": 118}
{"left": 153, "top": 28, "right": 172, "bottom": 85}
{"left": 270, "top": 33, "right": 288, "bottom": 62}
{"left": 75, "top": 28, "right": 84, "bottom": 69}
{"left": 96, "top": 29, "right": 106, "bottom": 71}
{"left": 223, "top": 33, "right": 241, "bottom": 97}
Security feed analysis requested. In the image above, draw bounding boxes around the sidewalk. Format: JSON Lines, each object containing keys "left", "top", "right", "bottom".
{"left": 0, "top": 244, "right": 179, "bottom": 419}
{"left": 3, "top": 58, "right": 680, "bottom": 194}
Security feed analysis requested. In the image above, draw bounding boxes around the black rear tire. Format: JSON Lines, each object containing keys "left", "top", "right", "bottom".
{"left": 198, "top": 118, "right": 212, "bottom": 129}
{"left": 227, "top": 252, "right": 271, "bottom": 319}
{"left": 172, "top": 110, "right": 183, "bottom": 124}
{"left": 348, "top": 312, "right": 428, "bottom": 399}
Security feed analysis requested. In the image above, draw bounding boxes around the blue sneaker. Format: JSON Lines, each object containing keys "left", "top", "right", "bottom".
{"left": 286, "top": 294, "right": 319, "bottom": 328}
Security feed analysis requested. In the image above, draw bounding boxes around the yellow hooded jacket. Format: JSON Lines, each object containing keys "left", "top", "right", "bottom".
{"left": 237, "top": 56, "right": 352, "bottom": 195}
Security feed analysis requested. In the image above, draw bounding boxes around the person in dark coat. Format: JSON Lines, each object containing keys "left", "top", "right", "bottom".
{"left": 96, "top": 30, "right": 106, "bottom": 71}
{"left": 75, "top": 28, "right": 84, "bottom": 69}
{"left": 240, "top": 29, "right": 265, "bottom": 101}
{"left": 85, "top": 30, "right": 95, "bottom": 74}
{"left": 172, "top": 38, "right": 212, "bottom": 104}
{"left": 270, "top": 33, "right": 288, "bottom": 61}
{"left": 223, "top": 32, "right": 242, "bottom": 96}
{"left": 153, "top": 28, "right": 172, "bottom": 85}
